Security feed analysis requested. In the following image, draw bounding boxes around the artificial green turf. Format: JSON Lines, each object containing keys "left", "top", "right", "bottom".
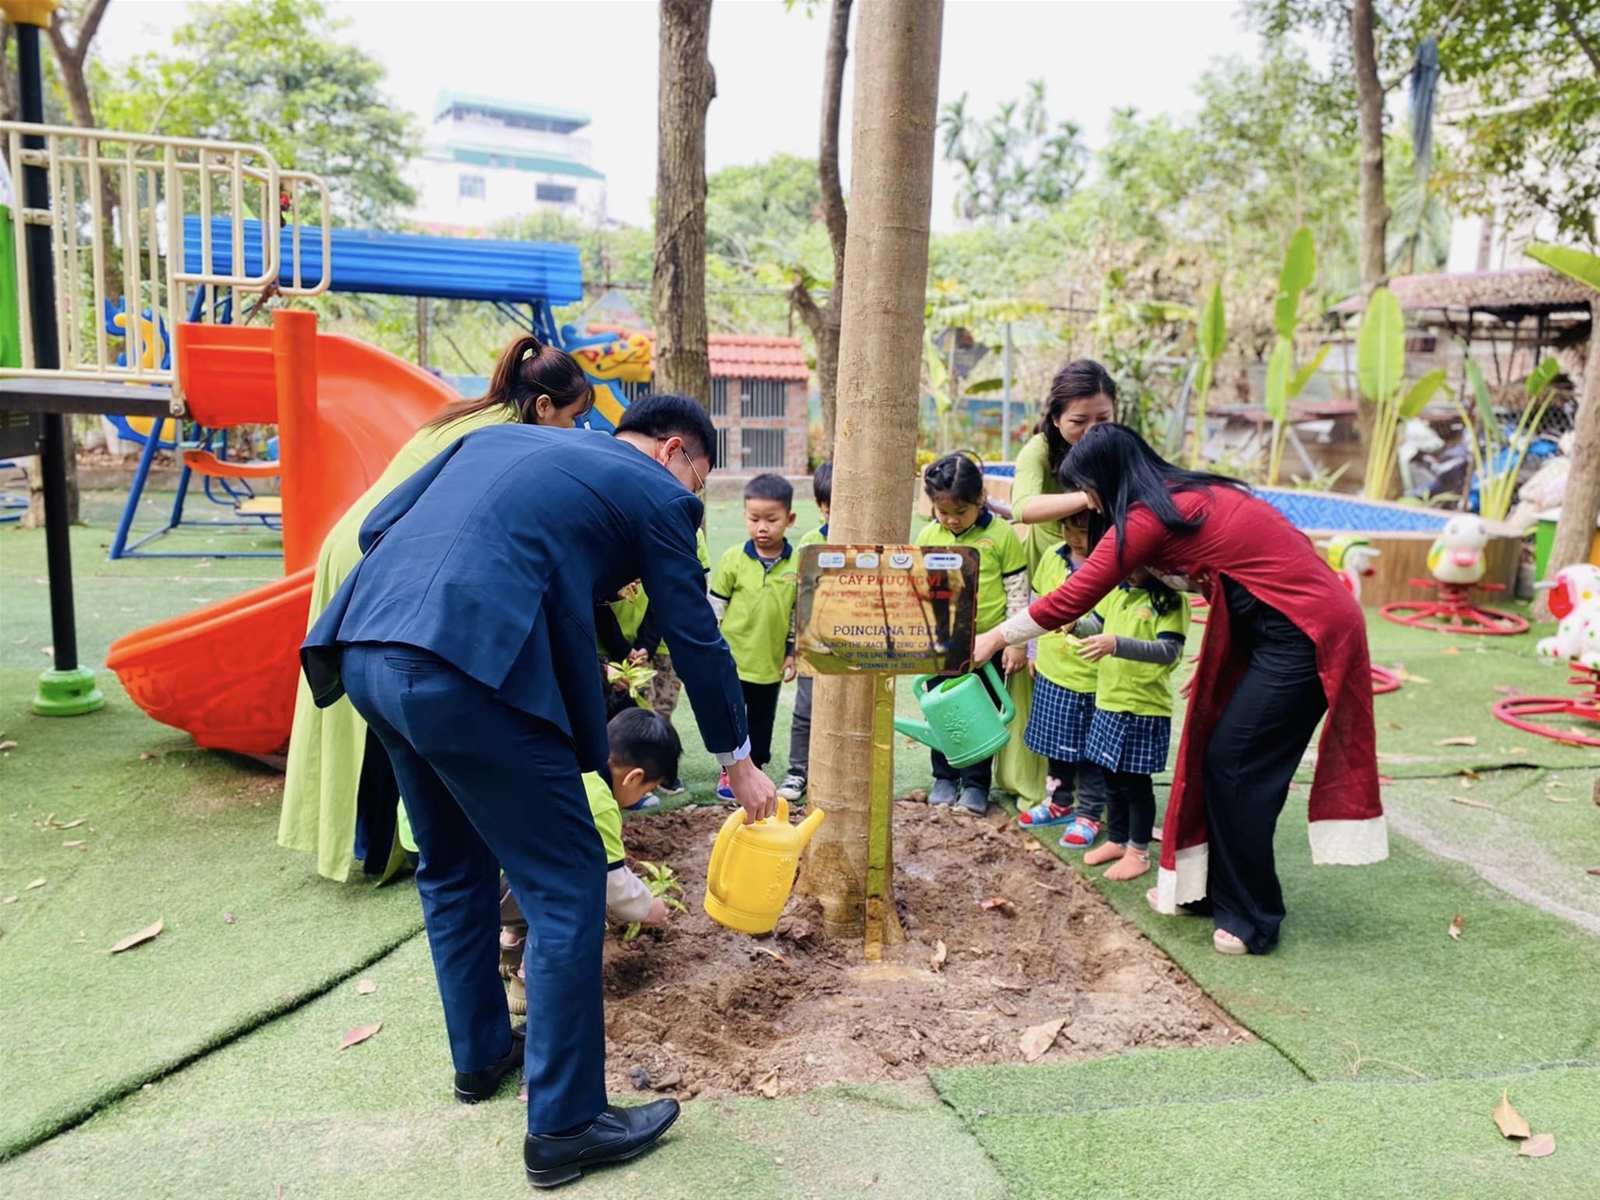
{"left": 0, "top": 671, "right": 425, "bottom": 1159}
{"left": 966, "top": 1065, "right": 1600, "bottom": 1200}
{"left": 1020, "top": 791, "right": 1600, "bottom": 1084}
{"left": 0, "top": 936, "right": 1006, "bottom": 1200}
{"left": 933, "top": 1042, "right": 1310, "bottom": 1118}
{"left": 1375, "top": 769, "right": 1600, "bottom": 933}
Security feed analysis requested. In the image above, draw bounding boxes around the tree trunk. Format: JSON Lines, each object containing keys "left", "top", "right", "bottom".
{"left": 796, "top": 0, "right": 944, "bottom": 940}
{"left": 1540, "top": 318, "right": 1600, "bottom": 619}
{"left": 1, "top": 21, "right": 17, "bottom": 123}
{"left": 815, "top": 0, "right": 851, "bottom": 461}
{"left": 1350, "top": 0, "right": 1389, "bottom": 469}
{"left": 1351, "top": 0, "right": 1388, "bottom": 299}
{"left": 653, "top": 0, "right": 715, "bottom": 408}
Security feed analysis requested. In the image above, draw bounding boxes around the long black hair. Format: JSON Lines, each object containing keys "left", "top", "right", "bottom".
{"left": 1038, "top": 358, "right": 1117, "bottom": 475}
{"left": 1061, "top": 424, "right": 1246, "bottom": 570}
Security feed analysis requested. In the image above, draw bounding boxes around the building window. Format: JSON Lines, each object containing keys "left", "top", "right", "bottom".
{"left": 536, "top": 183, "right": 578, "bottom": 205}
{"left": 742, "top": 428, "right": 786, "bottom": 470}
{"left": 743, "top": 378, "right": 788, "bottom": 418}
{"left": 710, "top": 377, "right": 729, "bottom": 417}
{"left": 716, "top": 427, "right": 731, "bottom": 470}
{"left": 459, "top": 173, "right": 486, "bottom": 200}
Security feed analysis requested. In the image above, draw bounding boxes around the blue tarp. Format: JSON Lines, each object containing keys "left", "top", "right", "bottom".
{"left": 181, "top": 217, "right": 584, "bottom": 305}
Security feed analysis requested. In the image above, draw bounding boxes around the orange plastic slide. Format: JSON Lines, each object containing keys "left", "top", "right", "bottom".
{"left": 106, "top": 312, "right": 454, "bottom": 754}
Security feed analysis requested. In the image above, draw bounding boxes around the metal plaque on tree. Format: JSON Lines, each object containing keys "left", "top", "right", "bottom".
{"left": 795, "top": 544, "right": 979, "bottom": 676}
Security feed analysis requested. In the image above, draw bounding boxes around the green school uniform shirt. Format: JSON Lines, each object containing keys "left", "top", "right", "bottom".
{"left": 710, "top": 539, "right": 799, "bottom": 684}
{"left": 609, "top": 528, "right": 710, "bottom": 650}
{"left": 1031, "top": 542, "right": 1100, "bottom": 693}
{"left": 584, "top": 772, "right": 627, "bottom": 867}
{"left": 1094, "top": 584, "right": 1190, "bottom": 717}
{"left": 797, "top": 521, "right": 828, "bottom": 548}
{"left": 1011, "top": 433, "right": 1064, "bottom": 573}
{"left": 915, "top": 511, "right": 1028, "bottom": 634}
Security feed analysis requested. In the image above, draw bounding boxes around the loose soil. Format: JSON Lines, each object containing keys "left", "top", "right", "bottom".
{"left": 602, "top": 799, "right": 1247, "bottom": 1102}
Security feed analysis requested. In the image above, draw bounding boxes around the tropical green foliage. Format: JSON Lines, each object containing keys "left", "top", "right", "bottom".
{"left": 1263, "top": 227, "right": 1333, "bottom": 483}
{"left": 1188, "top": 284, "right": 1226, "bottom": 468}
{"left": 93, "top": 0, "right": 419, "bottom": 228}
{"left": 939, "top": 80, "right": 1089, "bottom": 225}
{"left": 1525, "top": 243, "right": 1600, "bottom": 292}
{"left": 1457, "top": 357, "right": 1560, "bottom": 521}
{"left": 1358, "top": 286, "right": 1434, "bottom": 499}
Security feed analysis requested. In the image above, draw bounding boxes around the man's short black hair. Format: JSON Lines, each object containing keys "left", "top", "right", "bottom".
{"left": 812, "top": 460, "right": 833, "bottom": 508}
{"left": 743, "top": 473, "right": 793, "bottom": 509}
{"left": 607, "top": 707, "right": 681, "bottom": 785}
{"left": 615, "top": 392, "right": 718, "bottom": 469}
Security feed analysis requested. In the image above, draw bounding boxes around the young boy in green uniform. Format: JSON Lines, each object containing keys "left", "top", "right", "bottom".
{"left": 501, "top": 707, "right": 681, "bottom": 1014}
{"left": 778, "top": 461, "right": 831, "bottom": 803}
{"left": 710, "top": 474, "right": 799, "bottom": 800}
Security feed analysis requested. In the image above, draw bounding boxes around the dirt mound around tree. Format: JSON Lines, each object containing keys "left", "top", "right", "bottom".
{"left": 601, "top": 799, "right": 1246, "bottom": 1101}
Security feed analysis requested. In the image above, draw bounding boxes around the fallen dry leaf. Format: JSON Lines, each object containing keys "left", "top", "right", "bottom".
{"left": 40, "top": 645, "right": 52, "bottom": 656}
{"left": 756, "top": 1069, "right": 780, "bottom": 1098}
{"left": 753, "top": 946, "right": 788, "bottom": 965}
{"left": 1460, "top": 767, "right": 1481, "bottom": 781}
{"left": 338, "top": 1022, "right": 383, "bottom": 1050}
{"left": 223, "top": 911, "right": 235, "bottom": 924}
{"left": 1509, "top": 746, "right": 1529, "bottom": 755}
{"left": 62, "top": 839, "right": 85, "bottom": 849}
{"left": 355, "top": 978, "right": 377, "bottom": 995}
{"left": 56, "top": 817, "right": 85, "bottom": 829}
{"left": 1019, "top": 1017, "right": 1067, "bottom": 1062}
{"left": 1448, "top": 913, "right": 1464, "bottom": 941}
{"left": 979, "top": 896, "right": 1017, "bottom": 915}
{"left": 1518, "top": 1133, "right": 1555, "bottom": 1159}
{"left": 2, "top": 896, "right": 16, "bottom": 904}
{"left": 139, "top": 752, "right": 158, "bottom": 761}
{"left": 0, "top": 741, "right": 17, "bottom": 753}
{"left": 929, "top": 940, "right": 948, "bottom": 972}
{"left": 1493, "top": 1090, "right": 1530, "bottom": 1139}
{"left": 1451, "top": 796, "right": 1494, "bottom": 810}
{"left": 1435, "top": 736, "right": 1478, "bottom": 747}
{"left": 1442, "top": 645, "right": 1462, "bottom": 656}
{"left": 1492, "top": 685, "right": 1523, "bottom": 697}
{"left": 905, "top": 789, "right": 929, "bottom": 804}
{"left": 1586, "top": 866, "right": 1600, "bottom": 876}
{"left": 110, "top": 918, "right": 165, "bottom": 954}
{"left": 1378, "top": 775, "right": 1395, "bottom": 786}
{"left": 24, "top": 878, "right": 45, "bottom": 891}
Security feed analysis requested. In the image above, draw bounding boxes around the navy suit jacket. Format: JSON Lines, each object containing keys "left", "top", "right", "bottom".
{"left": 302, "top": 425, "right": 747, "bottom": 771}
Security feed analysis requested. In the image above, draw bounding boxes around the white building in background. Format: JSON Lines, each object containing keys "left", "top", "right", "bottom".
{"left": 409, "top": 90, "right": 606, "bottom": 234}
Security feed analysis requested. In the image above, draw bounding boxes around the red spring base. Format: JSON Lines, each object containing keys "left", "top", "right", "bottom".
{"left": 1380, "top": 580, "right": 1529, "bottom": 636}
{"left": 1371, "top": 665, "right": 1402, "bottom": 695}
{"left": 1491, "top": 666, "right": 1600, "bottom": 747}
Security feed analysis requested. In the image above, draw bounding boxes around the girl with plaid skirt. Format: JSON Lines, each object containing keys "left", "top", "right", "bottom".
{"left": 1017, "top": 514, "right": 1110, "bottom": 846}
{"left": 1076, "top": 569, "right": 1190, "bottom": 881}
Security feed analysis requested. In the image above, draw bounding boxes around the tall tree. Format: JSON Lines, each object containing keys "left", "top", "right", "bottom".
{"left": 1351, "top": 0, "right": 1389, "bottom": 297}
{"left": 789, "top": 0, "right": 851, "bottom": 462}
{"left": 797, "top": 0, "right": 944, "bottom": 939}
{"left": 653, "top": 0, "right": 715, "bottom": 403}
{"left": 95, "top": 0, "right": 418, "bottom": 227}
{"left": 939, "top": 79, "right": 1087, "bottom": 225}
{"left": 46, "top": 0, "right": 106, "bottom": 129}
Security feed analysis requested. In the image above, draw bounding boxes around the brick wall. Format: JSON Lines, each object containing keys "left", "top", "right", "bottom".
{"left": 712, "top": 378, "right": 810, "bottom": 475}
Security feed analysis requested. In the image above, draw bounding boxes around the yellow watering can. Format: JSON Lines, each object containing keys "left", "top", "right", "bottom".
{"left": 894, "top": 660, "right": 1016, "bottom": 768}
{"left": 704, "top": 800, "right": 826, "bottom": 935}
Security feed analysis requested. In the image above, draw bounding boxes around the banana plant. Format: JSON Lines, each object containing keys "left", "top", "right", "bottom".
{"left": 1359, "top": 285, "right": 1449, "bottom": 499}
{"left": 1188, "top": 283, "right": 1226, "bottom": 468}
{"left": 1262, "top": 228, "right": 1332, "bottom": 485}
{"left": 1457, "top": 355, "right": 1560, "bottom": 521}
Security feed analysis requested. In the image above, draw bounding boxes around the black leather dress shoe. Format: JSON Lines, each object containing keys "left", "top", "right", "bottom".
{"left": 453, "top": 1025, "right": 525, "bottom": 1104}
{"left": 524, "top": 1099, "right": 681, "bottom": 1189}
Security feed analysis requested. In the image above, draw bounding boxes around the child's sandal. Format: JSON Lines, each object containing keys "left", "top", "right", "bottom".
{"left": 499, "top": 936, "right": 524, "bottom": 980}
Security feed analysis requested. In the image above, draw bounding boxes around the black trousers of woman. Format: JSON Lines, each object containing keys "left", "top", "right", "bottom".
{"left": 1202, "top": 585, "right": 1328, "bottom": 954}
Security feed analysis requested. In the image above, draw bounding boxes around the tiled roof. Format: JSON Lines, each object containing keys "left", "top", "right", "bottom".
{"left": 587, "top": 326, "right": 810, "bottom": 382}
{"left": 1329, "top": 268, "right": 1593, "bottom": 316}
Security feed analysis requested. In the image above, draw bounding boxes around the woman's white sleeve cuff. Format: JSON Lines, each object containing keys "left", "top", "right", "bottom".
{"left": 1000, "top": 611, "right": 1048, "bottom": 646}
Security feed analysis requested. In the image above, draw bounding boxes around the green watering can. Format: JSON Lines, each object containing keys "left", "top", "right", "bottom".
{"left": 894, "top": 660, "right": 1016, "bottom": 768}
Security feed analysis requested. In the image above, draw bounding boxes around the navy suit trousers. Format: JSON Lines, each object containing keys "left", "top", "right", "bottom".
{"left": 342, "top": 643, "right": 607, "bottom": 1133}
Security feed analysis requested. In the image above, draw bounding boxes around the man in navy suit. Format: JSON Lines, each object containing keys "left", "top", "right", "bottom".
{"left": 303, "top": 394, "right": 777, "bottom": 1188}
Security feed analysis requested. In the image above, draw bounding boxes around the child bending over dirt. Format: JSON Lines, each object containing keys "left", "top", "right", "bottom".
{"left": 500, "top": 707, "right": 681, "bottom": 1014}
